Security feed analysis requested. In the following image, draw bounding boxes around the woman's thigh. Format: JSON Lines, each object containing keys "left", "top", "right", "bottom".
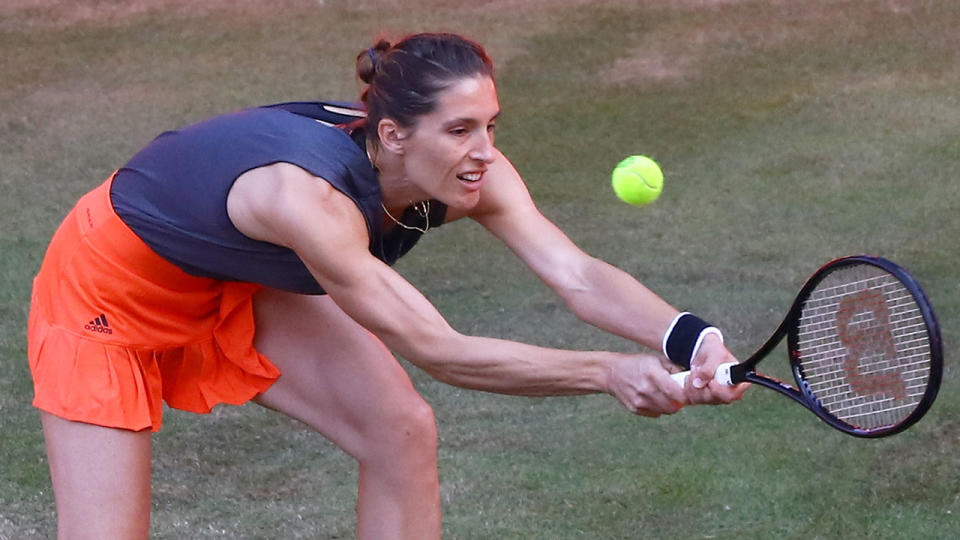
{"left": 250, "top": 288, "right": 435, "bottom": 460}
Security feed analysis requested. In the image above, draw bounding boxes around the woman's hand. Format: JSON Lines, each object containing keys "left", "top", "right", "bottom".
{"left": 605, "top": 353, "right": 688, "bottom": 417}
{"left": 684, "top": 334, "right": 749, "bottom": 405}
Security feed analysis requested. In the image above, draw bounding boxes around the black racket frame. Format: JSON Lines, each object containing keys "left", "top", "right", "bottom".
{"left": 728, "top": 255, "right": 942, "bottom": 438}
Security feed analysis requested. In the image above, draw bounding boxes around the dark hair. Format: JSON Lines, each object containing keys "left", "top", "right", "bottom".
{"left": 356, "top": 33, "right": 495, "bottom": 140}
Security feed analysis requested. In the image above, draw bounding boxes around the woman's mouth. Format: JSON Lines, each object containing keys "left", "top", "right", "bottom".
{"left": 457, "top": 171, "right": 483, "bottom": 183}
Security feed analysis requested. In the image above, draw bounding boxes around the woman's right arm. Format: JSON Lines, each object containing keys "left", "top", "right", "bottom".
{"left": 226, "top": 163, "right": 687, "bottom": 416}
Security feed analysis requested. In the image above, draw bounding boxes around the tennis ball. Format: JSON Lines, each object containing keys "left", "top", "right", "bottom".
{"left": 611, "top": 155, "right": 663, "bottom": 206}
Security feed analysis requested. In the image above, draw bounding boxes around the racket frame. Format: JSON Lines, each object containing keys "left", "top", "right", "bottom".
{"left": 729, "top": 255, "right": 942, "bottom": 438}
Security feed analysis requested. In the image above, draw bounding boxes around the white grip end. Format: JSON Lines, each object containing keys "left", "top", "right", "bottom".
{"left": 714, "top": 361, "right": 735, "bottom": 386}
{"left": 670, "top": 362, "right": 737, "bottom": 388}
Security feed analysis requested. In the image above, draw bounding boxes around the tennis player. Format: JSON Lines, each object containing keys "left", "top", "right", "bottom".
{"left": 28, "top": 32, "right": 746, "bottom": 539}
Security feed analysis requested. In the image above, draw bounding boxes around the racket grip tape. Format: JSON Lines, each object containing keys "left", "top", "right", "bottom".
{"left": 670, "top": 362, "right": 737, "bottom": 388}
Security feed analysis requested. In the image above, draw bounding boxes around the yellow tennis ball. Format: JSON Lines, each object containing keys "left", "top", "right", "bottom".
{"left": 611, "top": 155, "right": 663, "bottom": 206}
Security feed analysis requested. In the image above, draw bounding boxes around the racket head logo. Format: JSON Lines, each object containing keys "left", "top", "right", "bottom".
{"left": 835, "top": 288, "right": 907, "bottom": 400}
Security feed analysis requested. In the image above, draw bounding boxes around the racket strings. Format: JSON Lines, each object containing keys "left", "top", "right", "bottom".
{"left": 793, "top": 265, "right": 932, "bottom": 430}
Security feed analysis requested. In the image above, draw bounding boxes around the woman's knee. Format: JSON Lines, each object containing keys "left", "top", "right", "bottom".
{"left": 360, "top": 394, "right": 438, "bottom": 465}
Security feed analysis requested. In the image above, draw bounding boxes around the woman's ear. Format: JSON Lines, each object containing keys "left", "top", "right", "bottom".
{"left": 377, "top": 118, "right": 407, "bottom": 155}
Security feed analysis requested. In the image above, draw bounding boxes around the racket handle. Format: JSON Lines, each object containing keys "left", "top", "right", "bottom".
{"left": 670, "top": 362, "right": 737, "bottom": 388}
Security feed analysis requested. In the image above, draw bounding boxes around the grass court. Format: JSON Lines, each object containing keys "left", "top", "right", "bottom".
{"left": 1, "top": 1, "right": 957, "bottom": 538}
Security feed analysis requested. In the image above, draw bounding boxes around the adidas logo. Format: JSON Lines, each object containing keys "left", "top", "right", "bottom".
{"left": 84, "top": 313, "right": 113, "bottom": 334}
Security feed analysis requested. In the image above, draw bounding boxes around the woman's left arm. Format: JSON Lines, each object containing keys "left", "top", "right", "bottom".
{"left": 468, "top": 151, "right": 746, "bottom": 403}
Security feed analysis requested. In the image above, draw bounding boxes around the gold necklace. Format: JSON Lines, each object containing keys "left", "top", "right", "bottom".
{"left": 381, "top": 201, "right": 431, "bottom": 234}
{"left": 367, "top": 141, "right": 431, "bottom": 234}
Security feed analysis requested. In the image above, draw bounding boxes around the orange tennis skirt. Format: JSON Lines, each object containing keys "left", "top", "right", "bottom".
{"left": 27, "top": 174, "right": 281, "bottom": 432}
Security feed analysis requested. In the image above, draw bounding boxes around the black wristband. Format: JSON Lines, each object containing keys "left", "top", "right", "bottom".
{"left": 662, "top": 313, "right": 721, "bottom": 370}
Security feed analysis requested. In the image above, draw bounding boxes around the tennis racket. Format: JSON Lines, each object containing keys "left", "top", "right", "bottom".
{"left": 671, "top": 255, "right": 942, "bottom": 438}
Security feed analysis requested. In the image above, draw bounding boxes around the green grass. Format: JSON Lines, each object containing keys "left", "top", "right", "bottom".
{"left": 2, "top": 0, "right": 958, "bottom": 538}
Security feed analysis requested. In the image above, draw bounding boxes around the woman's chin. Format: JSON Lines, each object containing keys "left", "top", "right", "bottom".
{"left": 445, "top": 191, "right": 482, "bottom": 211}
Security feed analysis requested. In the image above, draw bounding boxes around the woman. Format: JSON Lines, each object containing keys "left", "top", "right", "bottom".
{"left": 29, "top": 33, "right": 746, "bottom": 539}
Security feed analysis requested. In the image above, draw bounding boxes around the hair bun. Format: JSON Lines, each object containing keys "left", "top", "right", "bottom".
{"left": 356, "top": 39, "right": 392, "bottom": 84}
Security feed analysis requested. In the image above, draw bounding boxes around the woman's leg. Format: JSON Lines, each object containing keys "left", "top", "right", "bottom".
{"left": 41, "top": 412, "right": 152, "bottom": 540}
{"left": 251, "top": 288, "right": 441, "bottom": 540}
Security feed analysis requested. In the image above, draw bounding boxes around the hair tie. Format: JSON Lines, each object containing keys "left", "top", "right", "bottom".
{"left": 367, "top": 47, "right": 378, "bottom": 69}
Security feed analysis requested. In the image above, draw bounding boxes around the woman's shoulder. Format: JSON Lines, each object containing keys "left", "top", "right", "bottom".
{"left": 448, "top": 150, "right": 531, "bottom": 224}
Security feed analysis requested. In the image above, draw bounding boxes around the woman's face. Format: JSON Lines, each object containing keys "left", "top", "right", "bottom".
{"left": 399, "top": 75, "right": 500, "bottom": 210}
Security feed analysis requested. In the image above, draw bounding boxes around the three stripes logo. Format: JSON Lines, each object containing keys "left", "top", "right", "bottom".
{"left": 84, "top": 313, "right": 113, "bottom": 334}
